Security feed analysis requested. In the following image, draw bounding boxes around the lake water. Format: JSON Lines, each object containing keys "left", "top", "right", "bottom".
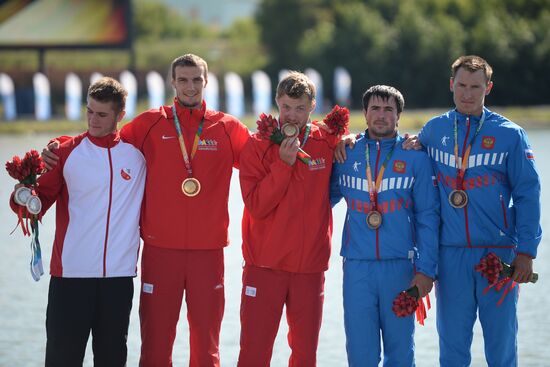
{"left": 0, "top": 130, "right": 549, "bottom": 366}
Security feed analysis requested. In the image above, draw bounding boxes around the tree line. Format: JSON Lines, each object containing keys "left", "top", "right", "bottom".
{"left": 256, "top": 0, "right": 550, "bottom": 108}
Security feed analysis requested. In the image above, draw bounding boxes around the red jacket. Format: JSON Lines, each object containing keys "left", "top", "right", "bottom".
{"left": 239, "top": 123, "right": 338, "bottom": 273}
{"left": 120, "top": 99, "right": 250, "bottom": 250}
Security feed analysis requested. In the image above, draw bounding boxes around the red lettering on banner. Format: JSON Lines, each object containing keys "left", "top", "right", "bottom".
{"left": 356, "top": 200, "right": 362, "bottom": 213}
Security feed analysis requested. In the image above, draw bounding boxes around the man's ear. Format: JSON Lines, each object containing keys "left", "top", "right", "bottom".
{"left": 485, "top": 81, "right": 494, "bottom": 95}
{"left": 117, "top": 110, "right": 126, "bottom": 123}
{"left": 449, "top": 77, "right": 454, "bottom": 92}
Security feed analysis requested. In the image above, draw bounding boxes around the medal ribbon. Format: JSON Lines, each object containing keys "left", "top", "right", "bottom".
{"left": 172, "top": 104, "right": 205, "bottom": 177}
{"left": 365, "top": 139, "right": 397, "bottom": 210}
{"left": 453, "top": 111, "right": 486, "bottom": 189}
{"left": 295, "top": 123, "right": 312, "bottom": 164}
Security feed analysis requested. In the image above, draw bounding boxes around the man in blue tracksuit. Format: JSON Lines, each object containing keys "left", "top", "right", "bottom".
{"left": 330, "top": 85, "right": 440, "bottom": 366}
{"left": 416, "top": 55, "right": 542, "bottom": 366}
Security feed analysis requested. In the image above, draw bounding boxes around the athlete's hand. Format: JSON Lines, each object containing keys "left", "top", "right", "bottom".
{"left": 41, "top": 140, "right": 60, "bottom": 171}
{"left": 334, "top": 133, "right": 356, "bottom": 164}
{"left": 410, "top": 273, "right": 434, "bottom": 298}
{"left": 402, "top": 133, "right": 421, "bottom": 151}
{"left": 511, "top": 254, "right": 534, "bottom": 283}
{"left": 279, "top": 137, "right": 299, "bottom": 166}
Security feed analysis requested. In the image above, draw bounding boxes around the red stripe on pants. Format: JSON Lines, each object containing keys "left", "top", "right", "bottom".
{"left": 139, "top": 245, "right": 225, "bottom": 367}
{"left": 237, "top": 265, "right": 325, "bottom": 367}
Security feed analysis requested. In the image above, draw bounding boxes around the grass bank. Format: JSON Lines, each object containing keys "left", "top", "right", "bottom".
{"left": 1, "top": 106, "right": 549, "bottom": 135}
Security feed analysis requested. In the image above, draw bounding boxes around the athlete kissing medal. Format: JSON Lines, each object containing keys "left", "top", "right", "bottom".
{"left": 281, "top": 123, "right": 299, "bottom": 138}
{"left": 172, "top": 104, "right": 205, "bottom": 198}
{"left": 366, "top": 210, "right": 382, "bottom": 229}
{"left": 365, "top": 136, "right": 397, "bottom": 230}
{"left": 450, "top": 111, "right": 485, "bottom": 209}
{"left": 449, "top": 189, "right": 468, "bottom": 208}
{"left": 182, "top": 177, "right": 201, "bottom": 197}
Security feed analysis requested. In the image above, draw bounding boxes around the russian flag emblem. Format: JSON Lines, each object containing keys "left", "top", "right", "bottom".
{"left": 525, "top": 149, "right": 535, "bottom": 160}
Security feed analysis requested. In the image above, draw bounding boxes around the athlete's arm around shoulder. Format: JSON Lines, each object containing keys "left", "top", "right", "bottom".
{"left": 215, "top": 111, "right": 251, "bottom": 169}
{"left": 120, "top": 107, "right": 168, "bottom": 150}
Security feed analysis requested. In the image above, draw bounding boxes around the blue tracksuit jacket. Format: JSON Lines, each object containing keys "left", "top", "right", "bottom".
{"left": 330, "top": 132, "right": 440, "bottom": 278}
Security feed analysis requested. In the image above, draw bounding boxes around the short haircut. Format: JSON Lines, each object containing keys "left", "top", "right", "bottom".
{"left": 87, "top": 77, "right": 127, "bottom": 113}
{"left": 171, "top": 53, "right": 209, "bottom": 80}
{"left": 451, "top": 55, "right": 493, "bottom": 83}
{"left": 276, "top": 71, "right": 316, "bottom": 101}
{"left": 362, "top": 85, "right": 405, "bottom": 114}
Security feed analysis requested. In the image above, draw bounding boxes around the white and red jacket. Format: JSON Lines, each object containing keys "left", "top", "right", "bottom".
{"left": 11, "top": 132, "right": 146, "bottom": 278}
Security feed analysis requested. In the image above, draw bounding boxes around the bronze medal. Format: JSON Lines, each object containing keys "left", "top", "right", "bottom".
{"left": 449, "top": 189, "right": 468, "bottom": 208}
{"left": 281, "top": 123, "right": 299, "bottom": 138}
{"left": 366, "top": 210, "right": 383, "bottom": 230}
{"left": 14, "top": 186, "right": 32, "bottom": 206}
{"left": 182, "top": 177, "right": 201, "bottom": 197}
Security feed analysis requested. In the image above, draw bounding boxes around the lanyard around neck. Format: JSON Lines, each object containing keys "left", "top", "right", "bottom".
{"left": 172, "top": 104, "right": 205, "bottom": 177}
{"left": 453, "top": 110, "right": 485, "bottom": 188}
{"left": 365, "top": 138, "right": 397, "bottom": 206}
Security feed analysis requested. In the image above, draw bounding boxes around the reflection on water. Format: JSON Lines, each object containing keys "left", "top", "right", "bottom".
{"left": 0, "top": 130, "right": 549, "bottom": 366}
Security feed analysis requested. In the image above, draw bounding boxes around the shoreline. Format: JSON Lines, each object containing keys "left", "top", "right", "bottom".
{"left": 1, "top": 105, "right": 549, "bottom": 135}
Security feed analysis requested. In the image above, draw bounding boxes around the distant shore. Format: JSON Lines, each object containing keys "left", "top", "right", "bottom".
{"left": 1, "top": 105, "right": 549, "bottom": 135}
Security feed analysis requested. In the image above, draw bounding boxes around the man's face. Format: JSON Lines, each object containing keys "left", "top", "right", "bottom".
{"left": 172, "top": 65, "right": 207, "bottom": 109}
{"left": 86, "top": 98, "right": 124, "bottom": 137}
{"left": 276, "top": 94, "right": 315, "bottom": 130}
{"left": 450, "top": 67, "right": 493, "bottom": 116}
{"left": 364, "top": 95, "right": 399, "bottom": 139}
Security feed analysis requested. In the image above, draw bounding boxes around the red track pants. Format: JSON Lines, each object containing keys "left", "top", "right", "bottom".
{"left": 139, "top": 245, "right": 225, "bottom": 367}
{"left": 237, "top": 265, "right": 325, "bottom": 367}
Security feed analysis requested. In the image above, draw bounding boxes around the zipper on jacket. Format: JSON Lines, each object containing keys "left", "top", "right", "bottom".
{"left": 500, "top": 193, "right": 509, "bottom": 229}
{"left": 102, "top": 146, "right": 114, "bottom": 277}
{"left": 462, "top": 117, "right": 473, "bottom": 247}
{"left": 374, "top": 140, "right": 381, "bottom": 259}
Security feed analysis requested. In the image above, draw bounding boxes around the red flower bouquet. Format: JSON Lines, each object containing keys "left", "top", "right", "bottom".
{"left": 475, "top": 252, "right": 538, "bottom": 285}
{"left": 256, "top": 113, "right": 312, "bottom": 164}
{"left": 322, "top": 105, "right": 349, "bottom": 136}
{"left": 392, "top": 285, "right": 431, "bottom": 325}
{"left": 6, "top": 149, "right": 44, "bottom": 184}
{"left": 5, "top": 149, "right": 45, "bottom": 281}
{"left": 475, "top": 252, "right": 538, "bottom": 306}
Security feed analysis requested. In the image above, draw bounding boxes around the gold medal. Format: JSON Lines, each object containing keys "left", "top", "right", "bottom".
{"left": 281, "top": 123, "right": 299, "bottom": 138}
{"left": 449, "top": 189, "right": 468, "bottom": 208}
{"left": 182, "top": 177, "right": 201, "bottom": 197}
{"left": 366, "top": 210, "right": 383, "bottom": 230}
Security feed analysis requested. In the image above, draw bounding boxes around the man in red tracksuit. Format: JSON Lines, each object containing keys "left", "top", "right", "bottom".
{"left": 238, "top": 71, "right": 340, "bottom": 366}
{"left": 123, "top": 54, "right": 249, "bottom": 367}
{"left": 43, "top": 54, "right": 250, "bottom": 367}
